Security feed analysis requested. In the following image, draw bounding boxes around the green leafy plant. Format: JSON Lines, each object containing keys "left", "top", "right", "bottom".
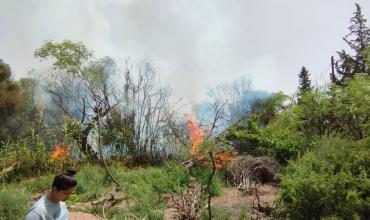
{"left": 273, "top": 137, "right": 370, "bottom": 219}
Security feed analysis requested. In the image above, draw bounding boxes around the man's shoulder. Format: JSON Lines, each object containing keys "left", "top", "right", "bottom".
{"left": 24, "top": 207, "right": 44, "bottom": 220}
{"left": 60, "top": 201, "right": 67, "bottom": 209}
{"left": 30, "top": 203, "right": 48, "bottom": 215}
{"left": 27, "top": 196, "right": 47, "bottom": 216}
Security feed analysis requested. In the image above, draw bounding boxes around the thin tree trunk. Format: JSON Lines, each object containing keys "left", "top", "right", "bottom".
{"left": 97, "top": 113, "right": 121, "bottom": 190}
{"left": 207, "top": 151, "right": 216, "bottom": 220}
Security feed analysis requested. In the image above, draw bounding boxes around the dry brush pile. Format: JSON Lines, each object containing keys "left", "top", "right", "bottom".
{"left": 226, "top": 156, "right": 278, "bottom": 193}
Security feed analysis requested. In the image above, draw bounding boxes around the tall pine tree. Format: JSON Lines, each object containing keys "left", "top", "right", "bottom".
{"left": 297, "top": 66, "right": 312, "bottom": 102}
{"left": 333, "top": 3, "right": 370, "bottom": 84}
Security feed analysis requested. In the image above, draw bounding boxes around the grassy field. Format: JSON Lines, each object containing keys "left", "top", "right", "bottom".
{"left": 0, "top": 161, "right": 233, "bottom": 220}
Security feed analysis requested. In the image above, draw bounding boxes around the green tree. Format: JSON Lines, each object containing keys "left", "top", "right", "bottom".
{"left": 3, "top": 78, "right": 44, "bottom": 141}
{"left": 0, "top": 59, "right": 11, "bottom": 81}
{"left": 0, "top": 60, "right": 22, "bottom": 145}
{"left": 294, "top": 90, "right": 332, "bottom": 137}
{"left": 225, "top": 93, "right": 298, "bottom": 162}
{"left": 227, "top": 73, "right": 370, "bottom": 162}
{"left": 297, "top": 66, "right": 312, "bottom": 102}
{"left": 334, "top": 3, "right": 370, "bottom": 83}
{"left": 330, "top": 75, "right": 370, "bottom": 139}
{"left": 249, "top": 92, "right": 288, "bottom": 126}
{"left": 102, "top": 109, "right": 135, "bottom": 158}
{"left": 35, "top": 40, "right": 119, "bottom": 158}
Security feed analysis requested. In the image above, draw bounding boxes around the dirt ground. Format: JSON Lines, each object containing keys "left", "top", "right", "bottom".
{"left": 67, "top": 184, "right": 277, "bottom": 220}
{"left": 163, "top": 183, "right": 277, "bottom": 220}
{"left": 69, "top": 212, "right": 103, "bottom": 220}
{"left": 212, "top": 184, "right": 277, "bottom": 220}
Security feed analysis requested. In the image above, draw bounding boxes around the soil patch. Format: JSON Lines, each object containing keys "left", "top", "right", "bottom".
{"left": 69, "top": 211, "right": 103, "bottom": 220}
{"left": 212, "top": 184, "right": 277, "bottom": 220}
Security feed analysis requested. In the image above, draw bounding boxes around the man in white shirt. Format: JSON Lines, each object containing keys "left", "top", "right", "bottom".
{"left": 25, "top": 170, "right": 77, "bottom": 220}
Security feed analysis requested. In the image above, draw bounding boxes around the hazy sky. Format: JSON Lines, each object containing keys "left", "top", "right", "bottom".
{"left": 1, "top": 0, "right": 369, "bottom": 103}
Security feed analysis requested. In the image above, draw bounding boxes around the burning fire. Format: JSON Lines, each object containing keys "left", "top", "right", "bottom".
{"left": 51, "top": 145, "right": 68, "bottom": 162}
{"left": 187, "top": 113, "right": 236, "bottom": 169}
{"left": 187, "top": 113, "right": 203, "bottom": 156}
{"left": 198, "top": 151, "right": 236, "bottom": 169}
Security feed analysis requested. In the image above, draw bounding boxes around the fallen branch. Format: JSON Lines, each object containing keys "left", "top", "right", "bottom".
{"left": 102, "top": 197, "right": 109, "bottom": 220}
{"left": 0, "top": 161, "right": 19, "bottom": 181}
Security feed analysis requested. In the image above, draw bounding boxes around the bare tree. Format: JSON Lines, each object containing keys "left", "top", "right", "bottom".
{"left": 200, "top": 77, "right": 253, "bottom": 137}
{"left": 107, "top": 60, "right": 179, "bottom": 162}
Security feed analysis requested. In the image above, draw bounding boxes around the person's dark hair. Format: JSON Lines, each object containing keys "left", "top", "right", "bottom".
{"left": 52, "top": 169, "right": 77, "bottom": 191}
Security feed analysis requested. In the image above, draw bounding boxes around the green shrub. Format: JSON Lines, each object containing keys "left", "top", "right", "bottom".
{"left": 0, "top": 189, "right": 29, "bottom": 220}
{"left": 65, "top": 193, "right": 81, "bottom": 206}
{"left": 163, "top": 160, "right": 190, "bottom": 192}
{"left": 0, "top": 135, "right": 64, "bottom": 182}
{"left": 274, "top": 137, "right": 370, "bottom": 219}
{"left": 119, "top": 167, "right": 169, "bottom": 215}
{"left": 191, "top": 166, "right": 223, "bottom": 196}
{"left": 200, "top": 205, "right": 230, "bottom": 220}
{"left": 226, "top": 118, "right": 303, "bottom": 163}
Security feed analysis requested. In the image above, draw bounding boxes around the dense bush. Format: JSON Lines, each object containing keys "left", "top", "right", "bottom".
{"left": 294, "top": 75, "right": 370, "bottom": 140}
{"left": 273, "top": 137, "right": 370, "bottom": 219}
{"left": 226, "top": 75, "right": 370, "bottom": 164}
{"left": 227, "top": 118, "right": 303, "bottom": 163}
{"left": 162, "top": 161, "right": 191, "bottom": 192}
{"left": 0, "top": 134, "right": 64, "bottom": 182}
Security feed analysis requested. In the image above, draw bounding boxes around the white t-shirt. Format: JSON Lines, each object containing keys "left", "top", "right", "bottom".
{"left": 24, "top": 195, "right": 68, "bottom": 220}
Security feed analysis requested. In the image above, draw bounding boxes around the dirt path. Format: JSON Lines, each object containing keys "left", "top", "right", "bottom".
{"left": 212, "top": 184, "right": 277, "bottom": 220}
{"left": 69, "top": 212, "right": 103, "bottom": 220}
{"left": 212, "top": 187, "right": 249, "bottom": 219}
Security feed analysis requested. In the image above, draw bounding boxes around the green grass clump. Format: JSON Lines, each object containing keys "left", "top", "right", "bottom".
{"left": 101, "top": 160, "right": 190, "bottom": 218}
{"left": 12, "top": 175, "right": 53, "bottom": 193}
{"left": 200, "top": 205, "right": 230, "bottom": 220}
{"left": 2, "top": 175, "right": 52, "bottom": 195}
{"left": 75, "top": 164, "right": 111, "bottom": 201}
{"left": 0, "top": 189, "right": 30, "bottom": 220}
{"left": 238, "top": 205, "right": 250, "bottom": 220}
{"left": 116, "top": 167, "right": 173, "bottom": 218}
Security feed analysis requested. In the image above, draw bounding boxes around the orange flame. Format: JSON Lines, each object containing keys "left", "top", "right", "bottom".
{"left": 51, "top": 145, "right": 68, "bottom": 162}
{"left": 187, "top": 113, "right": 203, "bottom": 156}
{"left": 197, "top": 151, "right": 236, "bottom": 169}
